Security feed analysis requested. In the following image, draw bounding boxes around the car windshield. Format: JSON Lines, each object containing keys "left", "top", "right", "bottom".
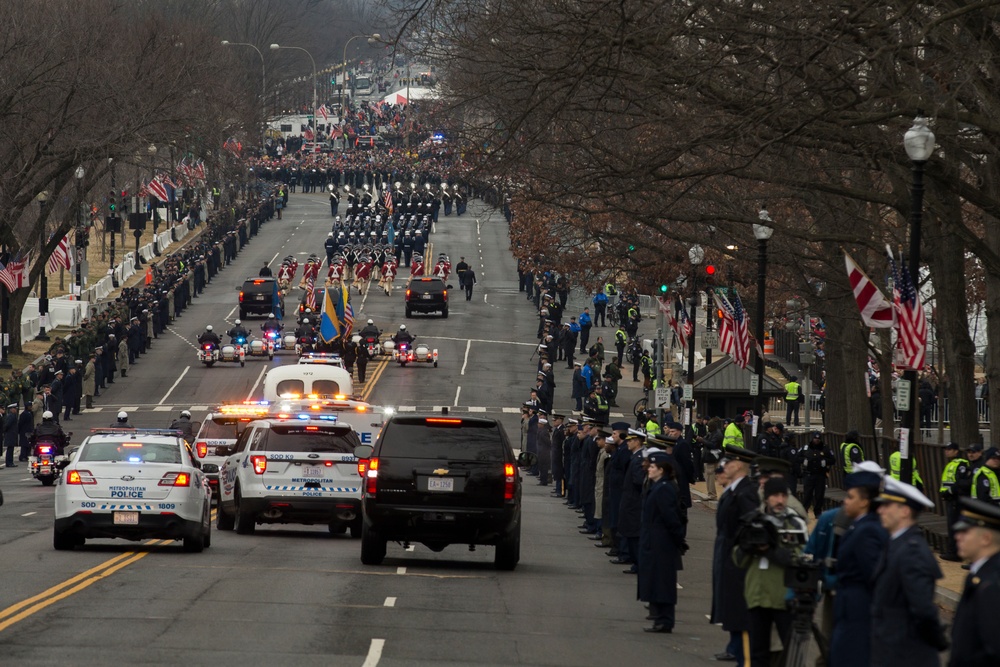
{"left": 79, "top": 441, "right": 183, "bottom": 464}
{"left": 264, "top": 426, "right": 359, "bottom": 453}
{"left": 379, "top": 421, "right": 506, "bottom": 462}
{"left": 200, "top": 418, "right": 242, "bottom": 440}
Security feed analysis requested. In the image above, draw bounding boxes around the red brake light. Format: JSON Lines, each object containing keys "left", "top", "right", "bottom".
{"left": 442, "top": 290, "right": 447, "bottom": 300}
{"left": 405, "top": 289, "right": 411, "bottom": 300}
{"left": 67, "top": 470, "right": 97, "bottom": 485}
{"left": 196, "top": 442, "right": 208, "bottom": 458}
{"left": 253, "top": 279, "right": 265, "bottom": 284}
{"left": 357, "top": 459, "right": 368, "bottom": 476}
{"left": 504, "top": 463, "right": 516, "bottom": 501}
{"left": 38, "top": 446, "right": 52, "bottom": 454}
{"left": 366, "top": 457, "right": 379, "bottom": 494}
{"left": 239, "top": 291, "right": 244, "bottom": 302}
{"left": 159, "top": 472, "right": 191, "bottom": 487}
{"left": 426, "top": 418, "right": 462, "bottom": 424}
{"left": 250, "top": 455, "right": 267, "bottom": 475}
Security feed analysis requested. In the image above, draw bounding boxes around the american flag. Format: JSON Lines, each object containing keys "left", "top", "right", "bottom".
{"left": 318, "top": 105, "right": 329, "bottom": 122}
{"left": 161, "top": 173, "right": 178, "bottom": 190}
{"left": 0, "top": 252, "right": 28, "bottom": 291}
{"left": 177, "top": 158, "right": 194, "bottom": 186}
{"left": 383, "top": 189, "right": 393, "bottom": 215}
{"left": 343, "top": 300, "right": 354, "bottom": 338}
{"left": 47, "top": 235, "right": 72, "bottom": 274}
{"left": 305, "top": 277, "right": 317, "bottom": 311}
{"left": 713, "top": 289, "right": 751, "bottom": 369}
{"left": 303, "top": 126, "right": 315, "bottom": 141}
{"left": 888, "top": 246, "right": 927, "bottom": 370}
{"left": 146, "top": 176, "right": 169, "bottom": 202}
{"left": 844, "top": 251, "right": 894, "bottom": 328}
{"left": 222, "top": 137, "right": 242, "bottom": 155}
{"left": 663, "top": 296, "right": 688, "bottom": 350}
{"left": 193, "top": 159, "right": 206, "bottom": 184}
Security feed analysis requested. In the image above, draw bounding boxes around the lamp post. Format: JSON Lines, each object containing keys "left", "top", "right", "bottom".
{"left": 687, "top": 244, "right": 704, "bottom": 427}
{"left": 36, "top": 191, "right": 51, "bottom": 341}
{"left": 899, "top": 112, "right": 935, "bottom": 486}
{"left": 271, "top": 43, "right": 317, "bottom": 145}
{"left": 753, "top": 208, "right": 774, "bottom": 422}
{"left": 74, "top": 165, "right": 85, "bottom": 298}
{"left": 222, "top": 40, "right": 267, "bottom": 146}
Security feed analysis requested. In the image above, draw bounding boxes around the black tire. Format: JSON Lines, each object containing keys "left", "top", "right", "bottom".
{"left": 405, "top": 308, "right": 412, "bottom": 318}
{"left": 441, "top": 307, "right": 448, "bottom": 318}
{"left": 329, "top": 522, "right": 348, "bottom": 535}
{"left": 53, "top": 528, "right": 76, "bottom": 551}
{"left": 234, "top": 489, "right": 256, "bottom": 535}
{"left": 494, "top": 527, "right": 521, "bottom": 570}
{"left": 350, "top": 517, "right": 362, "bottom": 539}
{"left": 217, "top": 503, "right": 235, "bottom": 531}
{"left": 183, "top": 531, "right": 205, "bottom": 553}
{"left": 204, "top": 361, "right": 215, "bottom": 368}
{"left": 41, "top": 476, "right": 55, "bottom": 487}
{"left": 239, "top": 309, "right": 247, "bottom": 320}
{"left": 633, "top": 397, "right": 648, "bottom": 417}
{"left": 203, "top": 520, "right": 212, "bottom": 548}
{"left": 240, "top": 360, "right": 245, "bottom": 367}
{"left": 360, "top": 522, "right": 386, "bottom": 565}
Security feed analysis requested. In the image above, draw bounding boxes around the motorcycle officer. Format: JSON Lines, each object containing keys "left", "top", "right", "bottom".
{"left": 169, "top": 410, "right": 196, "bottom": 441}
{"left": 227, "top": 320, "right": 250, "bottom": 344}
{"left": 392, "top": 324, "right": 415, "bottom": 347}
{"left": 295, "top": 318, "right": 316, "bottom": 340}
{"left": 358, "top": 319, "right": 381, "bottom": 341}
{"left": 33, "top": 411, "right": 67, "bottom": 454}
{"left": 197, "top": 325, "right": 222, "bottom": 349}
{"left": 112, "top": 411, "right": 134, "bottom": 428}
{"left": 262, "top": 313, "right": 283, "bottom": 336}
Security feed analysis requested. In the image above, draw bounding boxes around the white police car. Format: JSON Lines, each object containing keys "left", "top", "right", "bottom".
{"left": 216, "top": 418, "right": 365, "bottom": 536}
{"left": 53, "top": 429, "right": 212, "bottom": 552}
{"left": 192, "top": 403, "right": 271, "bottom": 498}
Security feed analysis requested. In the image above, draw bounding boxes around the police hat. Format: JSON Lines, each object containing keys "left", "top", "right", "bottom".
{"left": 756, "top": 456, "right": 791, "bottom": 476}
{"left": 773, "top": 422, "right": 785, "bottom": 432}
{"left": 647, "top": 451, "right": 672, "bottom": 467}
{"left": 551, "top": 413, "right": 566, "bottom": 421}
{"left": 762, "top": 421, "right": 773, "bottom": 430}
{"left": 642, "top": 446, "right": 665, "bottom": 459}
{"left": 611, "top": 421, "right": 630, "bottom": 431}
{"left": 626, "top": 429, "right": 646, "bottom": 441}
{"left": 985, "top": 447, "right": 1000, "bottom": 460}
{"left": 723, "top": 445, "right": 757, "bottom": 462}
{"left": 943, "top": 442, "right": 960, "bottom": 451}
{"left": 968, "top": 443, "right": 984, "bottom": 453}
{"left": 878, "top": 477, "right": 934, "bottom": 511}
{"left": 844, "top": 471, "right": 883, "bottom": 490}
{"left": 647, "top": 435, "right": 675, "bottom": 449}
{"left": 665, "top": 421, "right": 683, "bottom": 431}
{"left": 952, "top": 497, "right": 1000, "bottom": 533}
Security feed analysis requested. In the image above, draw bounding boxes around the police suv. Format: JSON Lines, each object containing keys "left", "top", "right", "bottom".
{"left": 216, "top": 417, "right": 366, "bottom": 536}
{"left": 53, "top": 429, "right": 213, "bottom": 552}
{"left": 191, "top": 404, "right": 272, "bottom": 498}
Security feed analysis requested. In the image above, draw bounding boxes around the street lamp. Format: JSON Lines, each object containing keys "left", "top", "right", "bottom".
{"left": 222, "top": 40, "right": 267, "bottom": 146}
{"left": 36, "top": 191, "right": 51, "bottom": 341}
{"left": 74, "top": 165, "right": 85, "bottom": 298}
{"left": 752, "top": 207, "right": 774, "bottom": 422}
{"left": 686, "top": 244, "right": 704, "bottom": 429}
{"left": 339, "top": 34, "right": 382, "bottom": 131}
{"left": 899, "top": 112, "right": 935, "bottom": 486}
{"left": 271, "top": 43, "right": 317, "bottom": 145}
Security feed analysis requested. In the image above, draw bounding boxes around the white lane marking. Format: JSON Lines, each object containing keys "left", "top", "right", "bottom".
{"left": 158, "top": 366, "right": 190, "bottom": 405}
{"left": 21, "top": 512, "right": 36, "bottom": 517}
{"left": 484, "top": 293, "right": 488, "bottom": 303}
{"left": 427, "top": 335, "right": 535, "bottom": 347}
{"left": 396, "top": 567, "right": 407, "bottom": 574}
{"left": 166, "top": 327, "right": 200, "bottom": 350}
{"left": 20, "top": 478, "right": 32, "bottom": 481}
{"left": 362, "top": 638, "right": 385, "bottom": 667}
{"left": 502, "top": 407, "right": 520, "bottom": 414}
{"left": 476, "top": 218, "right": 480, "bottom": 234}
{"left": 153, "top": 406, "right": 173, "bottom": 412}
{"left": 120, "top": 406, "right": 139, "bottom": 411}
{"left": 454, "top": 386, "right": 461, "bottom": 407}
{"left": 460, "top": 339, "right": 471, "bottom": 375}
{"left": 398, "top": 406, "right": 416, "bottom": 412}
{"left": 267, "top": 251, "right": 280, "bottom": 267}
{"left": 189, "top": 405, "right": 209, "bottom": 411}
{"left": 383, "top": 597, "right": 396, "bottom": 607}
{"left": 467, "top": 406, "right": 486, "bottom": 413}
{"left": 246, "top": 365, "right": 268, "bottom": 400}
{"left": 226, "top": 306, "right": 237, "bottom": 320}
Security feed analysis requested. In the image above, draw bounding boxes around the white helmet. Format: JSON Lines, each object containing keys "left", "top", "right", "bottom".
{"left": 302, "top": 318, "right": 310, "bottom": 324}
{"left": 234, "top": 319, "right": 241, "bottom": 325}
{"left": 328, "top": 232, "right": 333, "bottom": 237}
{"left": 367, "top": 319, "right": 374, "bottom": 325}
{"left": 399, "top": 324, "right": 407, "bottom": 331}
{"left": 117, "top": 411, "right": 129, "bottom": 420}
{"left": 180, "top": 410, "right": 191, "bottom": 418}
{"left": 206, "top": 325, "right": 213, "bottom": 332}
{"left": 268, "top": 313, "right": 276, "bottom": 319}
{"left": 42, "top": 410, "right": 53, "bottom": 420}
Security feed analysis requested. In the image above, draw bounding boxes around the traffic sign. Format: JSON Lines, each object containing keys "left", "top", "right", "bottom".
{"left": 703, "top": 331, "right": 719, "bottom": 348}
{"left": 683, "top": 383, "right": 693, "bottom": 401}
{"left": 895, "top": 379, "right": 912, "bottom": 411}
{"left": 749, "top": 374, "right": 760, "bottom": 396}
{"left": 655, "top": 387, "right": 671, "bottom": 409}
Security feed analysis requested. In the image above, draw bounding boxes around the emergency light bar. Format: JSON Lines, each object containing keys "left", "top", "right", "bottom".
{"left": 217, "top": 404, "right": 272, "bottom": 417}
{"left": 89, "top": 428, "right": 185, "bottom": 436}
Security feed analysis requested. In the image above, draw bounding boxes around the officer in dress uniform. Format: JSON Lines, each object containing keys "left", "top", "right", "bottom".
{"left": 870, "top": 477, "right": 949, "bottom": 667}
{"left": 940, "top": 442, "right": 973, "bottom": 561}
{"left": 948, "top": 497, "right": 1000, "bottom": 666}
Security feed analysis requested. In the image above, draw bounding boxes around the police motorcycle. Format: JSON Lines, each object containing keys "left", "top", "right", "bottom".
{"left": 385, "top": 326, "right": 438, "bottom": 368}
{"left": 258, "top": 313, "right": 283, "bottom": 358}
{"left": 197, "top": 326, "right": 223, "bottom": 367}
{"left": 357, "top": 320, "right": 383, "bottom": 357}
{"left": 294, "top": 318, "right": 318, "bottom": 357}
{"left": 29, "top": 420, "right": 70, "bottom": 486}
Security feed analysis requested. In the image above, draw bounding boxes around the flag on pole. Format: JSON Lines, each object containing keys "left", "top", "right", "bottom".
{"left": 844, "top": 251, "right": 895, "bottom": 328}
{"left": 161, "top": 173, "right": 178, "bottom": 190}
{"left": 343, "top": 299, "right": 355, "bottom": 338}
{"left": 383, "top": 189, "right": 394, "bottom": 215}
{"left": 714, "top": 289, "right": 751, "bottom": 369}
{"left": 664, "top": 296, "right": 688, "bottom": 350}
{"left": 318, "top": 105, "right": 329, "bottom": 122}
{"left": 887, "top": 246, "right": 927, "bottom": 370}
{"left": 47, "top": 235, "right": 73, "bottom": 274}
{"left": 305, "top": 277, "right": 317, "bottom": 311}
{"left": 146, "top": 176, "right": 169, "bottom": 202}
{"left": 0, "top": 252, "right": 26, "bottom": 291}
{"left": 319, "top": 284, "right": 345, "bottom": 343}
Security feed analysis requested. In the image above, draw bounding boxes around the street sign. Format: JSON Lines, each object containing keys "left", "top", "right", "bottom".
{"left": 703, "top": 331, "right": 719, "bottom": 348}
{"left": 896, "top": 379, "right": 912, "bottom": 411}
{"left": 654, "top": 387, "right": 671, "bottom": 409}
{"left": 683, "top": 383, "right": 693, "bottom": 402}
{"left": 749, "top": 374, "right": 760, "bottom": 396}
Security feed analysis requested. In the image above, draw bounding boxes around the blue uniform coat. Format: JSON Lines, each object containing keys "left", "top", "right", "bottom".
{"left": 637, "top": 478, "right": 685, "bottom": 604}
{"left": 830, "top": 511, "right": 887, "bottom": 667}
{"left": 710, "top": 476, "right": 759, "bottom": 631}
{"left": 617, "top": 450, "right": 645, "bottom": 538}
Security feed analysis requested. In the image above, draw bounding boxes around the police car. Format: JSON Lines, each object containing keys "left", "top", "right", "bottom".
{"left": 296, "top": 352, "right": 346, "bottom": 368}
{"left": 267, "top": 396, "right": 391, "bottom": 447}
{"left": 192, "top": 404, "right": 271, "bottom": 498}
{"left": 216, "top": 417, "right": 366, "bottom": 536}
{"left": 53, "top": 429, "right": 213, "bottom": 552}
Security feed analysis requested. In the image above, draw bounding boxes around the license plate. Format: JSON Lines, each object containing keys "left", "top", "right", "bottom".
{"left": 427, "top": 477, "right": 454, "bottom": 492}
{"left": 421, "top": 294, "right": 432, "bottom": 300}
{"left": 256, "top": 295, "right": 267, "bottom": 301}
{"left": 39, "top": 466, "right": 51, "bottom": 474}
{"left": 303, "top": 466, "right": 322, "bottom": 477}
{"left": 113, "top": 512, "right": 139, "bottom": 525}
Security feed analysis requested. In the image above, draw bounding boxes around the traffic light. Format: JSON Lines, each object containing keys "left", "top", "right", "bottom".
{"left": 628, "top": 244, "right": 636, "bottom": 252}
{"left": 705, "top": 264, "right": 716, "bottom": 285}
{"left": 659, "top": 284, "right": 668, "bottom": 294}
{"left": 108, "top": 191, "right": 117, "bottom": 213}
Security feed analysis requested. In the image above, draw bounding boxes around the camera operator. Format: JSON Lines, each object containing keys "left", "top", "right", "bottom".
{"left": 733, "top": 477, "right": 808, "bottom": 667}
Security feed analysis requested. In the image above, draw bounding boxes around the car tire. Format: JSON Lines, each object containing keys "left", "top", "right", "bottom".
{"left": 203, "top": 518, "right": 212, "bottom": 549}
{"left": 442, "top": 307, "right": 448, "bottom": 318}
{"left": 183, "top": 531, "right": 205, "bottom": 553}
{"left": 494, "top": 525, "right": 521, "bottom": 571}
{"left": 360, "top": 522, "right": 386, "bottom": 565}
{"left": 404, "top": 308, "right": 411, "bottom": 318}
{"left": 240, "top": 359, "right": 245, "bottom": 367}
{"left": 350, "top": 517, "right": 362, "bottom": 539}
{"left": 217, "top": 504, "right": 235, "bottom": 531}
{"left": 239, "top": 309, "right": 247, "bottom": 320}
{"left": 329, "top": 522, "right": 348, "bottom": 535}
{"left": 53, "top": 528, "right": 76, "bottom": 551}
{"left": 234, "top": 490, "right": 256, "bottom": 535}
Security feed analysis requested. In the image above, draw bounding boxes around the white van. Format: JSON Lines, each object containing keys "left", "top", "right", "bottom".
{"left": 262, "top": 364, "right": 354, "bottom": 401}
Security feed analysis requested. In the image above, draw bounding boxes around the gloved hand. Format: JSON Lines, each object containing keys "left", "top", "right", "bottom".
{"left": 679, "top": 541, "right": 690, "bottom": 556}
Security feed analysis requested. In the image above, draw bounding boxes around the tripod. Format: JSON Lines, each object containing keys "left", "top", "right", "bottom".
{"left": 781, "top": 589, "right": 827, "bottom": 667}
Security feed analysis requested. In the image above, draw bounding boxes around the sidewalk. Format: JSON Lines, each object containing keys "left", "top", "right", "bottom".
{"left": 689, "top": 480, "right": 965, "bottom": 610}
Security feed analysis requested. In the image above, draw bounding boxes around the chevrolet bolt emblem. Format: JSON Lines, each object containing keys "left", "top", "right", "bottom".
{"left": 433, "top": 468, "right": 448, "bottom": 475}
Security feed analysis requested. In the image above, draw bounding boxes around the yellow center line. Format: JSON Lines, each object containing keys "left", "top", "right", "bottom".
{"left": 360, "top": 359, "right": 389, "bottom": 403}
{"left": 0, "top": 538, "right": 167, "bottom": 631}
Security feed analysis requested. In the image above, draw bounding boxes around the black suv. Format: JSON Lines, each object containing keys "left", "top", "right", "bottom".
{"left": 239, "top": 277, "right": 280, "bottom": 319}
{"left": 358, "top": 416, "right": 535, "bottom": 570}
{"left": 405, "top": 277, "right": 451, "bottom": 318}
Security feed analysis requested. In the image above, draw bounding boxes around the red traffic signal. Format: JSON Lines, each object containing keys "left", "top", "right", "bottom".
{"left": 705, "top": 265, "right": 716, "bottom": 276}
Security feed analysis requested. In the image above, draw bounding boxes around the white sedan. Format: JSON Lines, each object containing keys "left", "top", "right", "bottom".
{"left": 53, "top": 430, "right": 212, "bottom": 552}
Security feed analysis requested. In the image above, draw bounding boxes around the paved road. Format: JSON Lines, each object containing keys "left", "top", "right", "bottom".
{"left": 0, "top": 195, "right": 723, "bottom": 665}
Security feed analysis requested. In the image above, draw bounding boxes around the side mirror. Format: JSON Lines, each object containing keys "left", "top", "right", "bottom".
{"left": 235, "top": 285, "right": 243, "bottom": 291}
{"left": 191, "top": 459, "right": 202, "bottom": 470}
{"left": 446, "top": 285, "right": 454, "bottom": 289}
{"left": 56, "top": 457, "right": 71, "bottom": 469}
{"left": 517, "top": 452, "right": 537, "bottom": 468}
{"left": 354, "top": 444, "right": 373, "bottom": 460}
